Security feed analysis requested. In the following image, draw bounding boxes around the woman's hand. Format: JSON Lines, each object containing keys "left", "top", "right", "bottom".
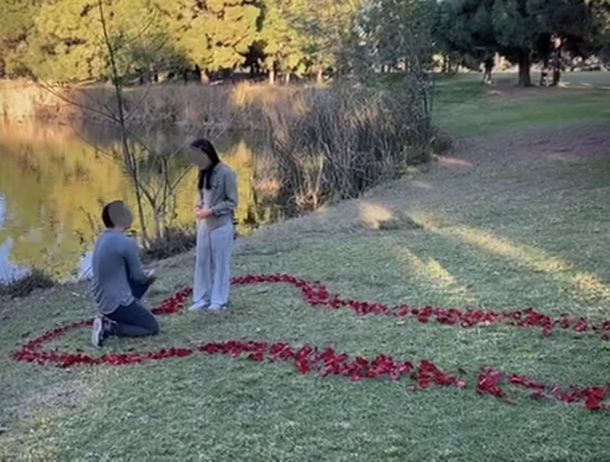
{"left": 194, "top": 206, "right": 214, "bottom": 220}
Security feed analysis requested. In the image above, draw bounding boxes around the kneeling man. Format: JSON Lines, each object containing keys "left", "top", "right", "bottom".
{"left": 90, "top": 200, "right": 159, "bottom": 347}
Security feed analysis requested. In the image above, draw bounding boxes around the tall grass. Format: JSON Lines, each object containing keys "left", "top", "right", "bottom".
{"left": 254, "top": 82, "right": 433, "bottom": 211}
{"left": 0, "top": 80, "right": 80, "bottom": 122}
{"left": 0, "top": 268, "right": 55, "bottom": 299}
{"left": 141, "top": 226, "right": 197, "bottom": 263}
{"left": 0, "top": 80, "right": 239, "bottom": 127}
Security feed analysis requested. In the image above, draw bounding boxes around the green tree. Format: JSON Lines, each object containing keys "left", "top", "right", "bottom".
{"left": 0, "top": 0, "right": 42, "bottom": 77}
{"left": 287, "top": 0, "right": 360, "bottom": 82}
{"left": 158, "top": 0, "right": 261, "bottom": 81}
{"left": 435, "top": 0, "right": 497, "bottom": 81}
{"left": 439, "top": 0, "right": 609, "bottom": 86}
{"left": 347, "top": 0, "right": 435, "bottom": 146}
{"left": 529, "top": 0, "right": 610, "bottom": 85}
{"left": 356, "top": 0, "right": 436, "bottom": 73}
{"left": 490, "top": 0, "right": 541, "bottom": 86}
{"left": 599, "top": 0, "right": 610, "bottom": 65}
{"left": 258, "top": 0, "right": 307, "bottom": 84}
{"left": 24, "top": 0, "right": 178, "bottom": 83}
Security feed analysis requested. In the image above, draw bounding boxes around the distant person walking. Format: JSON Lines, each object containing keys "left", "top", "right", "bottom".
{"left": 185, "top": 138, "right": 238, "bottom": 312}
{"left": 90, "top": 200, "right": 159, "bottom": 347}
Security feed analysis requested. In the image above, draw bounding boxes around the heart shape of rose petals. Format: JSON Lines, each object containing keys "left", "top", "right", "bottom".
{"left": 11, "top": 274, "right": 610, "bottom": 411}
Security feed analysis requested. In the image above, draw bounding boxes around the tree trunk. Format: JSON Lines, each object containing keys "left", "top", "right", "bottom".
{"left": 269, "top": 66, "right": 275, "bottom": 85}
{"left": 285, "top": 72, "right": 291, "bottom": 85}
{"left": 153, "top": 205, "right": 162, "bottom": 241}
{"left": 517, "top": 51, "right": 532, "bottom": 87}
{"left": 200, "top": 70, "right": 209, "bottom": 85}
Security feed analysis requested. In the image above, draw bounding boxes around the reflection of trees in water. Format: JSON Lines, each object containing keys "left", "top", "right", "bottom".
{"left": 0, "top": 123, "right": 281, "bottom": 280}
{"left": 0, "top": 125, "right": 130, "bottom": 279}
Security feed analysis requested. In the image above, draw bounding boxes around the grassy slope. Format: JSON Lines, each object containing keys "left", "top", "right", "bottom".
{"left": 2, "top": 73, "right": 610, "bottom": 461}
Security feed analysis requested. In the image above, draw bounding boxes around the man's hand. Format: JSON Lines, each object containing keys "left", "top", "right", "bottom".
{"left": 145, "top": 270, "right": 157, "bottom": 285}
{"left": 195, "top": 207, "right": 214, "bottom": 220}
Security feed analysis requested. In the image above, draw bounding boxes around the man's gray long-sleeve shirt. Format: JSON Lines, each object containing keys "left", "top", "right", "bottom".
{"left": 91, "top": 230, "right": 147, "bottom": 315}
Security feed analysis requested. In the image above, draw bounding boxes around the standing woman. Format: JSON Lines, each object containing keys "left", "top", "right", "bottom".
{"left": 186, "top": 138, "right": 238, "bottom": 312}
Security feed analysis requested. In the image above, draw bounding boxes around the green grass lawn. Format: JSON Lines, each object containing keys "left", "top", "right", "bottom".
{"left": 2, "top": 75, "right": 610, "bottom": 461}
{"left": 435, "top": 71, "right": 610, "bottom": 136}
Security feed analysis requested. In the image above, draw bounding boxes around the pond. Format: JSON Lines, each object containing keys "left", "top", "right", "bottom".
{"left": 0, "top": 121, "right": 286, "bottom": 283}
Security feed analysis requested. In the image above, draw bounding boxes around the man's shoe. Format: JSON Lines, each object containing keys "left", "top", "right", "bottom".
{"left": 91, "top": 317, "right": 104, "bottom": 347}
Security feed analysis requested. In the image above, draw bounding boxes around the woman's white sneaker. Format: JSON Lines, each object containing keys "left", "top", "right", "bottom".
{"left": 208, "top": 305, "right": 226, "bottom": 312}
{"left": 188, "top": 302, "right": 209, "bottom": 312}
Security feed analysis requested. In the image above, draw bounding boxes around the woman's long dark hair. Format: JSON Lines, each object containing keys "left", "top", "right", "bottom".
{"left": 191, "top": 138, "right": 220, "bottom": 191}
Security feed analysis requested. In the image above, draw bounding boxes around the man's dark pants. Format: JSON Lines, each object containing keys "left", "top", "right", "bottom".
{"left": 105, "top": 279, "right": 159, "bottom": 338}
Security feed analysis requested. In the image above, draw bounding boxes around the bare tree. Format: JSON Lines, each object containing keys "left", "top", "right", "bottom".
{"left": 38, "top": 0, "right": 233, "bottom": 248}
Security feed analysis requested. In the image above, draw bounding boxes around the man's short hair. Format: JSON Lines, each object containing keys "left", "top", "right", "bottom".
{"left": 101, "top": 200, "right": 133, "bottom": 229}
{"left": 102, "top": 203, "right": 115, "bottom": 228}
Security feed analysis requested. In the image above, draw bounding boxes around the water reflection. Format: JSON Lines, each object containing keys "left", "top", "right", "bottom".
{"left": 0, "top": 122, "right": 284, "bottom": 282}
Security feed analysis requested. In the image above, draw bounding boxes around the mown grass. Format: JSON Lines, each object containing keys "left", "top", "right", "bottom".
{"left": 434, "top": 71, "right": 610, "bottom": 136}
{"left": 2, "top": 75, "right": 610, "bottom": 461}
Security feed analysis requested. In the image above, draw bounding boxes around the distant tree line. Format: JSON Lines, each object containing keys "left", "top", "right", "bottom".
{"left": 1, "top": 0, "right": 609, "bottom": 86}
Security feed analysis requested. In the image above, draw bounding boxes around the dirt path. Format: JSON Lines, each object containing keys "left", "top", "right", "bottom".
{"left": 447, "top": 124, "right": 610, "bottom": 167}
